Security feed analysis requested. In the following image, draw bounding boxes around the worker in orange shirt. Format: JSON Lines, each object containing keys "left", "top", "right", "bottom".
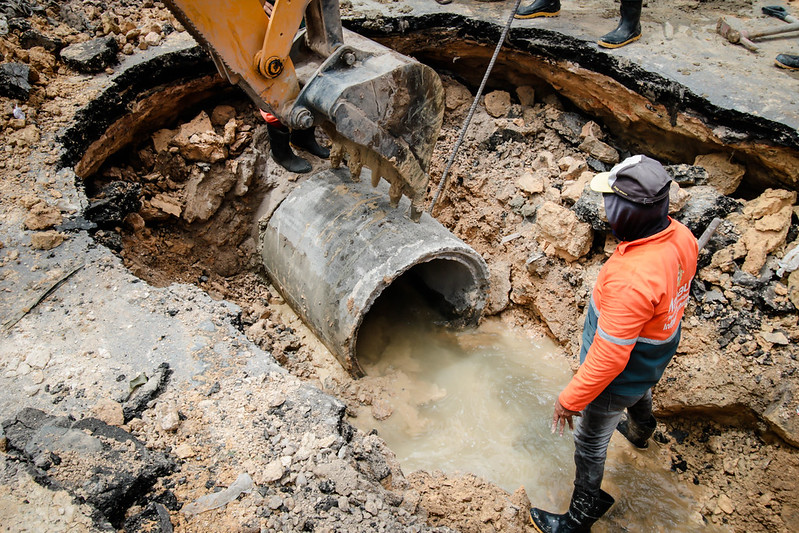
{"left": 529, "top": 155, "right": 699, "bottom": 532}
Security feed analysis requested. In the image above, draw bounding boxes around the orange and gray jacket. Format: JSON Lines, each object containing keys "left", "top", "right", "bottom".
{"left": 559, "top": 218, "right": 699, "bottom": 412}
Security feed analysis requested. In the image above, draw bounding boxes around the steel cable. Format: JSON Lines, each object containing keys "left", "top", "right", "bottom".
{"left": 428, "top": 0, "right": 523, "bottom": 214}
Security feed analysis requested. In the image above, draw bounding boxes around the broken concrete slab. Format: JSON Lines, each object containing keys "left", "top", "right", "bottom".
{"left": 0, "top": 62, "right": 31, "bottom": 99}
{"left": 59, "top": 36, "right": 119, "bottom": 74}
{"left": 2, "top": 408, "right": 174, "bottom": 526}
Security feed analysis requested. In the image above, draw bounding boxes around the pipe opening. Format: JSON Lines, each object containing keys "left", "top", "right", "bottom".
{"left": 405, "top": 258, "right": 482, "bottom": 322}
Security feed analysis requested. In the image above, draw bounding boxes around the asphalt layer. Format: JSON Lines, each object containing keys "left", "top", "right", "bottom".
{"left": 348, "top": 0, "right": 799, "bottom": 140}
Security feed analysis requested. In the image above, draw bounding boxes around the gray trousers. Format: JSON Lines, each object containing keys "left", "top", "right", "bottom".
{"left": 573, "top": 388, "right": 653, "bottom": 495}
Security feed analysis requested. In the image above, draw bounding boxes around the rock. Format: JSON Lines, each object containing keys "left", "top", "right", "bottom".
{"left": 182, "top": 164, "right": 238, "bottom": 223}
{"left": 172, "top": 112, "right": 227, "bottom": 163}
{"left": 694, "top": 153, "right": 745, "bottom": 195}
{"left": 7, "top": 124, "right": 40, "bottom": 147}
{"left": 2, "top": 408, "right": 174, "bottom": 525}
{"left": 174, "top": 442, "right": 196, "bottom": 459}
{"left": 25, "top": 351, "right": 50, "bottom": 369}
{"left": 717, "top": 493, "right": 734, "bottom": 514}
{"left": 30, "top": 231, "right": 67, "bottom": 250}
{"left": 761, "top": 330, "right": 789, "bottom": 345}
{"left": 211, "top": 104, "right": 237, "bottom": 126}
{"left": 24, "top": 202, "right": 62, "bottom": 230}
{"left": 674, "top": 185, "right": 741, "bottom": 235}
{"left": 668, "top": 181, "right": 689, "bottom": 214}
{"left": 549, "top": 111, "right": 585, "bottom": 144}
{"left": 155, "top": 401, "right": 180, "bottom": 432}
{"left": 152, "top": 128, "right": 176, "bottom": 153}
{"left": 123, "top": 363, "right": 171, "bottom": 422}
{"left": 262, "top": 459, "right": 285, "bottom": 483}
{"left": 536, "top": 202, "right": 593, "bottom": 262}
{"left": 743, "top": 188, "right": 796, "bottom": 220}
{"left": 60, "top": 36, "right": 119, "bottom": 74}
{"left": 444, "top": 78, "right": 472, "bottom": 111}
{"left": 517, "top": 171, "right": 545, "bottom": 195}
{"left": 788, "top": 269, "right": 799, "bottom": 309}
{"left": 223, "top": 118, "right": 237, "bottom": 145}
{"left": 665, "top": 163, "right": 708, "bottom": 186}
{"left": 759, "top": 283, "right": 796, "bottom": 314}
{"left": 763, "top": 386, "right": 799, "bottom": 447}
{"left": 562, "top": 172, "right": 593, "bottom": 205}
{"left": 480, "top": 123, "right": 526, "bottom": 151}
{"left": 20, "top": 29, "right": 62, "bottom": 51}
{"left": 371, "top": 398, "right": 394, "bottom": 421}
{"left": 516, "top": 85, "right": 535, "bottom": 107}
{"left": 148, "top": 194, "right": 182, "bottom": 219}
{"left": 233, "top": 149, "right": 265, "bottom": 196}
{"left": 739, "top": 189, "right": 796, "bottom": 275}
{"left": 485, "top": 261, "right": 511, "bottom": 315}
{"left": 464, "top": 107, "right": 498, "bottom": 146}
{"left": 100, "top": 13, "right": 121, "bottom": 35}
{"left": 59, "top": 4, "right": 93, "bottom": 32}
{"left": 92, "top": 399, "right": 125, "bottom": 426}
{"left": 124, "top": 212, "right": 146, "bottom": 232}
{"left": 484, "top": 90, "right": 511, "bottom": 117}
{"left": 578, "top": 136, "right": 619, "bottom": 164}
{"left": 144, "top": 31, "right": 161, "bottom": 46}
{"left": 85, "top": 181, "right": 142, "bottom": 228}
{"left": 27, "top": 47, "right": 57, "bottom": 73}
{"left": 0, "top": 63, "right": 31, "bottom": 99}
{"left": 557, "top": 155, "right": 586, "bottom": 180}
{"left": 573, "top": 186, "right": 609, "bottom": 231}
{"left": 580, "top": 121, "right": 604, "bottom": 141}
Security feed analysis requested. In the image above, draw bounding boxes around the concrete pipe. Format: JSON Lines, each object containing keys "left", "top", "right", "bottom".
{"left": 259, "top": 169, "right": 489, "bottom": 377}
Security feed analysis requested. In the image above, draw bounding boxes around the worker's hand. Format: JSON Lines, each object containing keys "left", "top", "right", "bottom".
{"left": 263, "top": 1, "right": 273, "bottom": 18}
{"left": 552, "top": 399, "right": 581, "bottom": 437}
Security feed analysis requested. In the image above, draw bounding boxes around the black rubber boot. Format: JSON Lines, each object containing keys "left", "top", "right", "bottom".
{"left": 776, "top": 54, "right": 799, "bottom": 70}
{"left": 617, "top": 414, "right": 657, "bottom": 449}
{"left": 530, "top": 489, "right": 615, "bottom": 533}
{"left": 267, "top": 124, "right": 312, "bottom": 173}
{"left": 597, "top": 0, "right": 642, "bottom": 49}
{"left": 290, "top": 127, "right": 330, "bottom": 159}
{"left": 515, "top": 0, "right": 560, "bottom": 19}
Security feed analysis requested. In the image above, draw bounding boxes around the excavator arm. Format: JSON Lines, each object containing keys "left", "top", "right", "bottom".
{"left": 163, "top": 0, "right": 444, "bottom": 220}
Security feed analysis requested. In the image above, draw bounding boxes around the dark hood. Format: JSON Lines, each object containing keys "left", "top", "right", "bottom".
{"left": 604, "top": 188, "right": 670, "bottom": 242}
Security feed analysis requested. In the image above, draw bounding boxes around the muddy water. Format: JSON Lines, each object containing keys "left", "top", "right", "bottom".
{"left": 352, "top": 277, "right": 712, "bottom": 531}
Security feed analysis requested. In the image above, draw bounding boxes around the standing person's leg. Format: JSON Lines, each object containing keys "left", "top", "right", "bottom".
{"left": 260, "top": 110, "right": 312, "bottom": 174}
{"left": 617, "top": 388, "right": 657, "bottom": 448}
{"left": 573, "top": 389, "right": 631, "bottom": 495}
{"left": 597, "top": 0, "right": 642, "bottom": 48}
{"left": 530, "top": 389, "right": 641, "bottom": 531}
{"left": 515, "top": 0, "right": 560, "bottom": 19}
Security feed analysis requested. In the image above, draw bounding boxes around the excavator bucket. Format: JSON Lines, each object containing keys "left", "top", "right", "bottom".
{"left": 162, "top": 0, "right": 444, "bottom": 220}
{"left": 292, "top": 31, "right": 444, "bottom": 220}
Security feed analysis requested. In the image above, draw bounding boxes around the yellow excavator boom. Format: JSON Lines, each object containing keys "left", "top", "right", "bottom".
{"left": 163, "top": 0, "right": 444, "bottom": 220}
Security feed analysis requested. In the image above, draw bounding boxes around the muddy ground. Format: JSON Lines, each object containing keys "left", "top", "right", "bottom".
{"left": 1, "top": 0, "right": 798, "bottom": 532}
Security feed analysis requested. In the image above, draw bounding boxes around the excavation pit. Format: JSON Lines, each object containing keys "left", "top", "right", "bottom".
{"left": 51, "top": 5, "right": 799, "bottom": 532}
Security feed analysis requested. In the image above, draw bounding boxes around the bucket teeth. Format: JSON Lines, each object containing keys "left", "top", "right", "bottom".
{"left": 330, "top": 142, "right": 345, "bottom": 169}
{"left": 347, "top": 148, "right": 362, "bottom": 182}
{"left": 324, "top": 131, "right": 424, "bottom": 222}
{"left": 409, "top": 200, "right": 423, "bottom": 222}
{"left": 388, "top": 180, "right": 401, "bottom": 208}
